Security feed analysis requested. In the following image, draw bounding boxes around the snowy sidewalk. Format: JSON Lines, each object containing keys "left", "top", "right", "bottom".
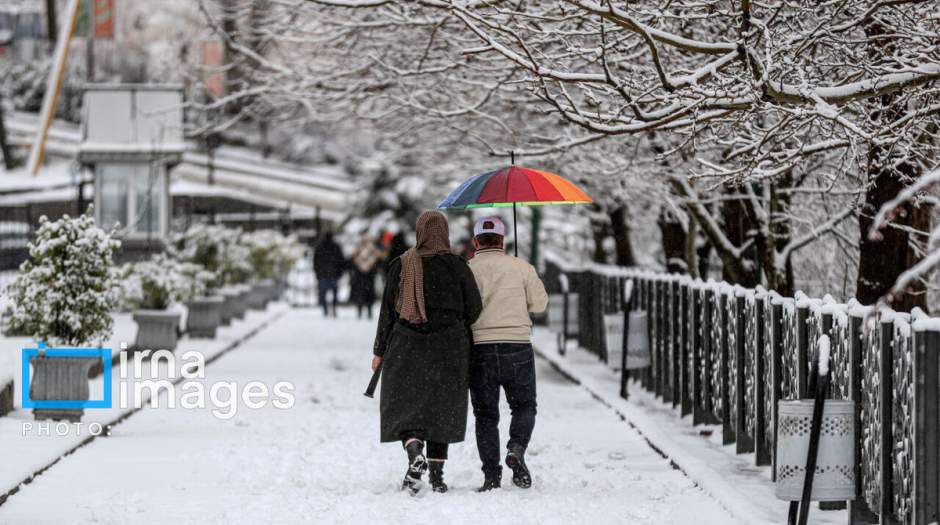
{"left": 0, "top": 304, "right": 289, "bottom": 502}
{"left": 0, "top": 309, "right": 740, "bottom": 525}
{"left": 530, "top": 327, "right": 848, "bottom": 525}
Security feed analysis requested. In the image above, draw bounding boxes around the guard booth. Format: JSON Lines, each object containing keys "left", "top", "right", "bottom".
{"left": 78, "top": 84, "right": 186, "bottom": 260}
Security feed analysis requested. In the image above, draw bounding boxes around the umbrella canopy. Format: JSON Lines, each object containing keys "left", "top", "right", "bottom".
{"left": 437, "top": 166, "right": 592, "bottom": 209}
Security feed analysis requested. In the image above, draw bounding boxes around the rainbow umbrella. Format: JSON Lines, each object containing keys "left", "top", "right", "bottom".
{"left": 438, "top": 165, "right": 592, "bottom": 256}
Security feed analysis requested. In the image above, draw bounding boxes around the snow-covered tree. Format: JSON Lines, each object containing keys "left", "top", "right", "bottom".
{"left": 5, "top": 212, "right": 120, "bottom": 346}
{"left": 199, "top": 0, "right": 938, "bottom": 308}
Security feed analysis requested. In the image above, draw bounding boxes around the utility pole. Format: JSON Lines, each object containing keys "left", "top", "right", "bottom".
{"left": 85, "top": 0, "right": 95, "bottom": 81}
{"left": 0, "top": 93, "right": 14, "bottom": 170}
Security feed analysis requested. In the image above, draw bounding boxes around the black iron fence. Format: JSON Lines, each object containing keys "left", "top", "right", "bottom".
{"left": 545, "top": 258, "right": 940, "bottom": 525}
{"left": 0, "top": 215, "right": 33, "bottom": 273}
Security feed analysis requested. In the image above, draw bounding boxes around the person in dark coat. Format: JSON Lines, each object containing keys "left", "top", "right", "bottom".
{"left": 313, "top": 232, "right": 344, "bottom": 317}
{"left": 385, "top": 231, "right": 408, "bottom": 273}
{"left": 371, "top": 211, "right": 483, "bottom": 495}
{"left": 350, "top": 235, "right": 381, "bottom": 319}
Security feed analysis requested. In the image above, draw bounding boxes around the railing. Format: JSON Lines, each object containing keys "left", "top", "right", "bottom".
{"left": 545, "top": 258, "right": 940, "bottom": 525}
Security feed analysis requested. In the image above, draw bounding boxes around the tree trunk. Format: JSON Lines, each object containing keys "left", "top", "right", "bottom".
{"left": 686, "top": 214, "right": 699, "bottom": 279}
{"left": 591, "top": 215, "right": 609, "bottom": 264}
{"left": 855, "top": 19, "right": 928, "bottom": 312}
{"left": 695, "top": 233, "right": 712, "bottom": 279}
{"left": 856, "top": 160, "right": 926, "bottom": 311}
{"left": 720, "top": 189, "right": 761, "bottom": 287}
{"left": 766, "top": 177, "right": 794, "bottom": 297}
{"left": 658, "top": 208, "right": 687, "bottom": 274}
{"left": 608, "top": 206, "right": 636, "bottom": 267}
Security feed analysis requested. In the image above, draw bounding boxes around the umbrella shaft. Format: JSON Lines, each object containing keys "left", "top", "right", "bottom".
{"left": 513, "top": 202, "right": 518, "bottom": 257}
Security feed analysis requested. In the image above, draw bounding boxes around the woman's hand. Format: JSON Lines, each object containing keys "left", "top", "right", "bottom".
{"left": 372, "top": 356, "right": 383, "bottom": 372}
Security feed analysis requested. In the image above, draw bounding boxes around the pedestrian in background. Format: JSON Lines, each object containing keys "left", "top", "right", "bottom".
{"left": 371, "top": 211, "right": 482, "bottom": 495}
{"left": 350, "top": 235, "right": 381, "bottom": 319}
{"left": 386, "top": 231, "right": 408, "bottom": 270}
{"left": 313, "top": 232, "right": 344, "bottom": 318}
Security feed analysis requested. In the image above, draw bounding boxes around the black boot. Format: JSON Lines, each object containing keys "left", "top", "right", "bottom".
{"left": 401, "top": 440, "right": 427, "bottom": 495}
{"left": 428, "top": 461, "right": 448, "bottom": 493}
{"left": 505, "top": 445, "right": 532, "bottom": 489}
{"left": 476, "top": 471, "right": 501, "bottom": 493}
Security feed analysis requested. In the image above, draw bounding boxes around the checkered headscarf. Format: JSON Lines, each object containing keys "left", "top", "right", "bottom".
{"left": 395, "top": 211, "right": 451, "bottom": 324}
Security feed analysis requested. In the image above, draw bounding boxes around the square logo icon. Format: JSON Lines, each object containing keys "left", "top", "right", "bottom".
{"left": 21, "top": 343, "right": 112, "bottom": 410}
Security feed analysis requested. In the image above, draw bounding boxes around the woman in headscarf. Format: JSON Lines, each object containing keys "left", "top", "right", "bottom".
{"left": 371, "top": 211, "right": 483, "bottom": 495}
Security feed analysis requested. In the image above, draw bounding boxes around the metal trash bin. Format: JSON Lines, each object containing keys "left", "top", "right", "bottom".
{"left": 775, "top": 399, "right": 855, "bottom": 501}
{"left": 603, "top": 312, "right": 624, "bottom": 371}
{"left": 625, "top": 310, "right": 652, "bottom": 369}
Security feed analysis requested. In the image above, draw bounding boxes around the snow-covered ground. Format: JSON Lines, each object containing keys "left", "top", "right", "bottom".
{"left": 530, "top": 327, "right": 848, "bottom": 525}
{"left": 0, "top": 308, "right": 740, "bottom": 525}
{"left": 0, "top": 304, "right": 287, "bottom": 499}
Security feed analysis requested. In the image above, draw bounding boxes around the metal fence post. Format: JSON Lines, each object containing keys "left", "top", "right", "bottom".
{"left": 754, "top": 298, "right": 770, "bottom": 466}
{"left": 656, "top": 280, "right": 667, "bottom": 399}
{"left": 700, "top": 287, "right": 720, "bottom": 425}
{"left": 671, "top": 280, "right": 681, "bottom": 407}
{"left": 770, "top": 301, "right": 784, "bottom": 482}
{"left": 879, "top": 318, "right": 897, "bottom": 524}
{"left": 913, "top": 322, "right": 940, "bottom": 525}
{"left": 644, "top": 277, "right": 655, "bottom": 390}
{"left": 735, "top": 294, "right": 755, "bottom": 454}
{"left": 620, "top": 276, "right": 631, "bottom": 400}
{"left": 797, "top": 304, "right": 810, "bottom": 399}
{"left": 848, "top": 312, "right": 879, "bottom": 524}
{"left": 681, "top": 282, "right": 693, "bottom": 416}
{"left": 663, "top": 280, "right": 674, "bottom": 403}
{"left": 720, "top": 291, "right": 734, "bottom": 445}
{"left": 692, "top": 286, "right": 705, "bottom": 424}
{"left": 817, "top": 311, "right": 845, "bottom": 512}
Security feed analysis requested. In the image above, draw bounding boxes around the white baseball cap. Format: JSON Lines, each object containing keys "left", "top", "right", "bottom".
{"left": 474, "top": 216, "right": 506, "bottom": 237}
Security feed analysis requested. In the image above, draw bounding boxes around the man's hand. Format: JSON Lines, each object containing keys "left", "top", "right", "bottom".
{"left": 372, "top": 356, "right": 383, "bottom": 372}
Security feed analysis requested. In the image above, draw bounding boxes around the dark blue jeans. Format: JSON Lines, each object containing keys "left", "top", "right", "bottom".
{"left": 469, "top": 343, "right": 537, "bottom": 477}
{"left": 317, "top": 278, "right": 338, "bottom": 317}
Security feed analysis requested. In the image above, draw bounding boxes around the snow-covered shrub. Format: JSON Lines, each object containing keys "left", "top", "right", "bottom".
{"left": 171, "top": 224, "right": 253, "bottom": 287}
{"left": 273, "top": 234, "right": 304, "bottom": 276}
{"left": 118, "top": 254, "right": 213, "bottom": 310}
{"left": 178, "top": 261, "right": 217, "bottom": 300}
{"left": 241, "top": 230, "right": 304, "bottom": 279}
{"left": 4, "top": 213, "right": 120, "bottom": 346}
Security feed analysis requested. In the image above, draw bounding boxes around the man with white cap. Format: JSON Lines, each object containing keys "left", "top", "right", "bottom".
{"left": 467, "top": 215, "right": 548, "bottom": 492}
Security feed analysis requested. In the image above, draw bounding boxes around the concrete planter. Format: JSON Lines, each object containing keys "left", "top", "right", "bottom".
{"left": 185, "top": 295, "right": 224, "bottom": 338}
{"left": 247, "top": 281, "right": 272, "bottom": 310}
{"left": 133, "top": 309, "right": 183, "bottom": 352}
{"left": 271, "top": 279, "right": 287, "bottom": 301}
{"left": 234, "top": 285, "right": 251, "bottom": 319}
{"left": 259, "top": 278, "right": 277, "bottom": 303}
{"left": 0, "top": 379, "right": 14, "bottom": 418}
{"left": 220, "top": 288, "right": 240, "bottom": 326}
{"left": 30, "top": 356, "right": 97, "bottom": 422}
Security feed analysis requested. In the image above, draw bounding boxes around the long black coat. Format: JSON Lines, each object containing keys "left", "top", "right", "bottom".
{"left": 313, "top": 237, "right": 345, "bottom": 280}
{"left": 373, "top": 254, "right": 483, "bottom": 443}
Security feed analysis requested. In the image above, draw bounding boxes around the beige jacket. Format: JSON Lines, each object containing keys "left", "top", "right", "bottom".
{"left": 469, "top": 248, "right": 549, "bottom": 343}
